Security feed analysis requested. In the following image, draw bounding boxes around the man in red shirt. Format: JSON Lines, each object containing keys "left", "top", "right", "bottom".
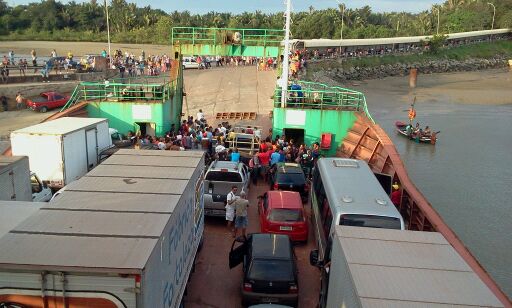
{"left": 258, "top": 149, "right": 271, "bottom": 181}
{"left": 259, "top": 141, "right": 268, "bottom": 153}
{"left": 391, "top": 183, "right": 402, "bottom": 206}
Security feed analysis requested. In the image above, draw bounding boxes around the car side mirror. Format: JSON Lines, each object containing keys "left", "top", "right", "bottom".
{"left": 309, "top": 249, "right": 322, "bottom": 267}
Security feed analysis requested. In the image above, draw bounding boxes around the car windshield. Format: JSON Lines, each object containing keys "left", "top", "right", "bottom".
{"left": 276, "top": 173, "right": 305, "bottom": 185}
{"left": 340, "top": 214, "right": 402, "bottom": 229}
{"left": 269, "top": 209, "right": 302, "bottom": 222}
{"left": 206, "top": 171, "right": 242, "bottom": 182}
{"left": 248, "top": 259, "right": 294, "bottom": 281}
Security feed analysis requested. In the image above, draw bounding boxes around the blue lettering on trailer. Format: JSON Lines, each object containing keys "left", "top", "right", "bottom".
{"left": 163, "top": 197, "right": 195, "bottom": 307}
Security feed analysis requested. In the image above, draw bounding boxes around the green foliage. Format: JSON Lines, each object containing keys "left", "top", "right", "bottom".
{"left": 0, "top": 0, "right": 510, "bottom": 44}
{"left": 423, "top": 34, "right": 448, "bottom": 54}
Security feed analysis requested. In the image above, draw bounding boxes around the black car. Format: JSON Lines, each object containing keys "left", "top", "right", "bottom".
{"left": 229, "top": 233, "right": 299, "bottom": 307}
{"left": 269, "top": 163, "right": 308, "bottom": 200}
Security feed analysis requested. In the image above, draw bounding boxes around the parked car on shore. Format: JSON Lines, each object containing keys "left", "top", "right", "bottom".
{"left": 182, "top": 57, "right": 201, "bottom": 69}
{"left": 26, "top": 91, "right": 70, "bottom": 113}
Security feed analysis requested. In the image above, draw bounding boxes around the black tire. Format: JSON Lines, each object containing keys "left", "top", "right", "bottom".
{"left": 182, "top": 65, "right": 185, "bottom": 70}
{"left": 40, "top": 106, "right": 48, "bottom": 113}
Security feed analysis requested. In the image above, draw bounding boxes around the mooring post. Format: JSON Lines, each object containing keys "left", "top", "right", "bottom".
{"left": 409, "top": 68, "right": 418, "bottom": 88}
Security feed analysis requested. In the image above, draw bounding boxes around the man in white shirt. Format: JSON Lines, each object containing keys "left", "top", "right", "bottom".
{"left": 226, "top": 186, "right": 238, "bottom": 236}
{"left": 196, "top": 109, "right": 205, "bottom": 122}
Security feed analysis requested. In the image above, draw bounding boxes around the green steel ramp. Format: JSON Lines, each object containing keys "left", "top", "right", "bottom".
{"left": 171, "top": 27, "right": 283, "bottom": 57}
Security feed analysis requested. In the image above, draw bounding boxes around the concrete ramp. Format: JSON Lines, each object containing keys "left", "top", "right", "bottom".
{"left": 183, "top": 66, "right": 275, "bottom": 125}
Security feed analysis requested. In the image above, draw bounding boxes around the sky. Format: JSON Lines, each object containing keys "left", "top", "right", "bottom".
{"left": 10, "top": 0, "right": 445, "bottom": 14}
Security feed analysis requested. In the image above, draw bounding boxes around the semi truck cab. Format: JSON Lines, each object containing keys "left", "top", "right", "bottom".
{"left": 30, "top": 172, "right": 52, "bottom": 202}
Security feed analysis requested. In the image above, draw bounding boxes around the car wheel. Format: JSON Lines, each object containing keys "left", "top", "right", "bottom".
{"left": 40, "top": 106, "right": 48, "bottom": 113}
{"left": 182, "top": 65, "right": 185, "bottom": 70}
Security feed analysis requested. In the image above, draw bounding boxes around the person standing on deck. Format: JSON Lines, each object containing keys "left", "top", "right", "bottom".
{"left": 250, "top": 151, "right": 260, "bottom": 185}
{"left": 234, "top": 191, "right": 249, "bottom": 239}
{"left": 197, "top": 109, "right": 205, "bottom": 122}
{"left": 226, "top": 186, "right": 238, "bottom": 237}
{"left": 391, "top": 183, "right": 402, "bottom": 206}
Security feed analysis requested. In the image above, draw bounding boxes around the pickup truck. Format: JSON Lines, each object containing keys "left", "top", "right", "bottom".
{"left": 26, "top": 91, "right": 70, "bottom": 113}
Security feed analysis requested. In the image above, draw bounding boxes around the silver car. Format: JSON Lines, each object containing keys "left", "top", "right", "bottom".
{"left": 204, "top": 160, "right": 250, "bottom": 217}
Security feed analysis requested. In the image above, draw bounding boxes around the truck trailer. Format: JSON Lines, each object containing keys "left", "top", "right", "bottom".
{"left": 0, "top": 149, "right": 205, "bottom": 308}
{"left": 313, "top": 226, "right": 503, "bottom": 307}
{"left": 0, "top": 156, "right": 52, "bottom": 202}
{"left": 10, "top": 117, "right": 112, "bottom": 189}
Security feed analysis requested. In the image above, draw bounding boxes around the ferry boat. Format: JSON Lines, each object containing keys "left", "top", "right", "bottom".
{"left": 1, "top": 3, "right": 509, "bottom": 307}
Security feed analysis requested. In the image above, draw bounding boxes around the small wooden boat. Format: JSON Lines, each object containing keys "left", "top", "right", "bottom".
{"left": 395, "top": 121, "right": 438, "bottom": 145}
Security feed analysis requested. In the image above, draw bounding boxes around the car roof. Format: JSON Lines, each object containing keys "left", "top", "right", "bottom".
{"left": 276, "top": 163, "right": 303, "bottom": 174}
{"left": 267, "top": 191, "right": 303, "bottom": 210}
{"left": 250, "top": 233, "right": 292, "bottom": 259}
{"left": 208, "top": 160, "right": 240, "bottom": 171}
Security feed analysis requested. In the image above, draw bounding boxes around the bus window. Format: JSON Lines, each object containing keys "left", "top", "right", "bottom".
{"left": 340, "top": 214, "right": 402, "bottom": 230}
{"left": 322, "top": 198, "right": 332, "bottom": 238}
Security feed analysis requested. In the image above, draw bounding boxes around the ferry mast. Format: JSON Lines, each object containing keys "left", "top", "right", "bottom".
{"left": 281, "top": 0, "right": 292, "bottom": 108}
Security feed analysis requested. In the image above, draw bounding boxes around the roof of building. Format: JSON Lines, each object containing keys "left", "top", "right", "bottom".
{"left": 11, "top": 117, "right": 108, "bottom": 136}
{"left": 335, "top": 226, "right": 503, "bottom": 307}
{"left": 294, "top": 28, "right": 511, "bottom": 48}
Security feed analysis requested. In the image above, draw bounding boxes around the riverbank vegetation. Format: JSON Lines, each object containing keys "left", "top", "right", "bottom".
{"left": 0, "top": 0, "right": 511, "bottom": 44}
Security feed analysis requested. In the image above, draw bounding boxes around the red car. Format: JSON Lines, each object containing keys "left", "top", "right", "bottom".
{"left": 26, "top": 91, "right": 70, "bottom": 113}
{"left": 258, "top": 190, "right": 308, "bottom": 242}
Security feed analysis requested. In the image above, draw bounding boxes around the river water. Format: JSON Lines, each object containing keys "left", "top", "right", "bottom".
{"left": 359, "top": 75, "right": 512, "bottom": 298}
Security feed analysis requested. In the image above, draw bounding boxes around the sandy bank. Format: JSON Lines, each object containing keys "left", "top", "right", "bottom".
{"left": 347, "top": 68, "right": 512, "bottom": 106}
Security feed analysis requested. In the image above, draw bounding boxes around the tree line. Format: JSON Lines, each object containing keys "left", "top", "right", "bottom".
{"left": 0, "top": 0, "right": 511, "bottom": 44}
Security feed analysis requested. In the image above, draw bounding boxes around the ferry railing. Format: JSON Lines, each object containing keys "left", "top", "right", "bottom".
{"left": 61, "top": 78, "right": 176, "bottom": 112}
{"left": 171, "top": 27, "right": 283, "bottom": 47}
{"left": 272, "top": 81, "right": 375, "bottom": 123}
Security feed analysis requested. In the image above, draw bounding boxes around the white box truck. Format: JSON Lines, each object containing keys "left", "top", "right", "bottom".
{"left": 10, "top": 117, "right": 112, "bottom": 189}
{"left": 0, "top": 149, "right": 205, "bottom": 308}
{"left": 0, "top": 156, "right": 52, "bottom": 202}
{"left": 311, "top": 226, "right": 504, "bottom": 308}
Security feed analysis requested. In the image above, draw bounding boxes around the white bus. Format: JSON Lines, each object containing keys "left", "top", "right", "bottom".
{"left": 310, "top": 158, "right": 404, "bottom": 263}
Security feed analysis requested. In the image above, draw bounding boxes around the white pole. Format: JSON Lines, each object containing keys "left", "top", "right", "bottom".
{"left": 435, "top": 7, "right": 440, "bottom": 35}
{"left": 105, "top": 0, "right": 112, "bottom": 67}
{"left": 487, "top": 2, "right": 495, "bottom": 30}
{"left": 281, "top": 0, "right": 291, "bottom": 108}
{"left": 335, "top": 0, "right": 344, "bottom": 53}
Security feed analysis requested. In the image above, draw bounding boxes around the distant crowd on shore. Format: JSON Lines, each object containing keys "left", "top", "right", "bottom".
{"left": 1, "top": 46, "right": 286, "bottom": 83}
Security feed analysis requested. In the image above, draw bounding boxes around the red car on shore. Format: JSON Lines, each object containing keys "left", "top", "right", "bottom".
{"left": 26, "top": 91, "right": 70, "bottom": 113}
{"left": 258, "top": 190, "right": 308, "bottom": 242}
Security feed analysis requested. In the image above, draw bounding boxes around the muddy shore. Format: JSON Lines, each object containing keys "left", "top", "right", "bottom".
{"left": 316, "top": 68, "right": 512, "bottom": 106}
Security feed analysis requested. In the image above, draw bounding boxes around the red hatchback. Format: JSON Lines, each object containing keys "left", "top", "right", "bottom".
{"left": 258, "top": 191, "right": 308, "bottom": 242}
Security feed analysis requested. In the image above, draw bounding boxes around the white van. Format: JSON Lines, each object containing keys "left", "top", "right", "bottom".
{"left": 182, "top": 57, "right": 200, "bottom": 69}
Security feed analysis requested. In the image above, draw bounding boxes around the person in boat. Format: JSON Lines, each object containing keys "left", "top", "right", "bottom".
{"left": 423, "top": 126, "right": 432, "bottom": 137}
{"left": 405, "top": 124, "right": 413, "bottom": 137}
